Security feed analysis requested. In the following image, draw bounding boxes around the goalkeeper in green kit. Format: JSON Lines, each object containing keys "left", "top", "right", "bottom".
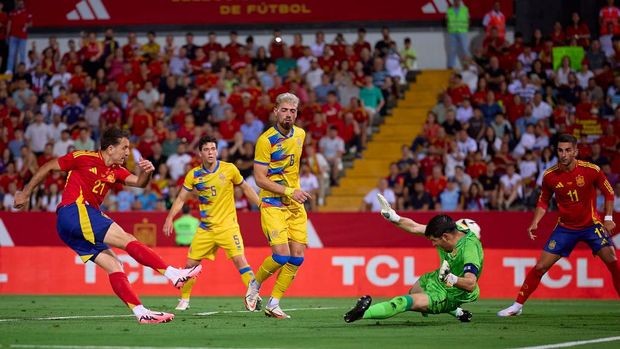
{"left": 344, "top": 194, "right": 484, "bottom": 323}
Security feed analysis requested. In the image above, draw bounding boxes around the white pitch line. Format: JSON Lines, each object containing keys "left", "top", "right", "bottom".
{"left": 194, "top": 306, "right": 341, "bottom": 316}
{"left": 9, "top": 345, "right": 281, "bottom": 349}
{"left": 512, "top": 336, "right": 620, "bottom": 349}
{"left": 0, "top": 307, "right": 342, "bottom": 322}
{"left": 0, "top": 314, "right": 134, "bottom": 322}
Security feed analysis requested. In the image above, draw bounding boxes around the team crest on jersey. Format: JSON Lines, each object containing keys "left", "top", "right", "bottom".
{"left": 548, "top": 240, "right": 556, "bottom": 250}
{"left": 219, "top": 173, "right": 227, "bottom": 182}
{"left": 576, "top": 175, "right": 585, "bottom": 187}
{"left": 106, "top": 174, "right": 115, "bottom": 183}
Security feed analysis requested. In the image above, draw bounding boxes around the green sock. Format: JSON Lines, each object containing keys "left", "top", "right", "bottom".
{"left": 362, "top": 295, "right": 413, "bottom": 320}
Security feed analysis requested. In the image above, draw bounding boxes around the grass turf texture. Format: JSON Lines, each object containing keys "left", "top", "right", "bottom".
{"left": 0, "top": 296, "right": 619, "bottom": 348}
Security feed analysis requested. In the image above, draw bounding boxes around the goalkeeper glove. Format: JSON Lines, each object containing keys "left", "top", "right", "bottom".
{"left": 439, "top": 260, "right": 458, "bottom": 287}
{"left": 377, "top": 193, "right": 400, "bottom": 223}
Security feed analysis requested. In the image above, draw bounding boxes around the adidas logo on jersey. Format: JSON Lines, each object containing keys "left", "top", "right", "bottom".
{"left": 89, "top": 167, "right": 97, "bottom": 174}
{"left": 555, "top": 182, "right": 564, "bottom": 188}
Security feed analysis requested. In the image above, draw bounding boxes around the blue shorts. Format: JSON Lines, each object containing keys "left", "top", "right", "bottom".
{"left": 544, "top": 223, "right": 614, "bottom": 257}
{"left": 57, "top": 203, "right": 114, "bottom": 263}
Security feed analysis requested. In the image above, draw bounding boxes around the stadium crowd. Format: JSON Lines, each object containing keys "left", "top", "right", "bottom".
{"left": 0, "top": 9, "right": 410, "bottom": 212}
{"left": 2, "top": 0, "right": 620, "bottom": 214}
{"left": 376, "top": 2, "right": 620, "bottom": 213}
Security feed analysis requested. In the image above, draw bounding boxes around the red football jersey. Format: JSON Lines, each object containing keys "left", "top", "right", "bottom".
{"left": 537, "top": 160, "right": 614, "bottom": 229}
{"left": 58, "top": 151, "right": 131, "bottom": 210}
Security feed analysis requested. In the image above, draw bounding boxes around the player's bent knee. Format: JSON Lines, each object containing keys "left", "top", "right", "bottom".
{"left": 288, "top": 256, "right": 304, "bottom": 266}
{"left": 272, "top": 254, "right": 290, "bottom": 265}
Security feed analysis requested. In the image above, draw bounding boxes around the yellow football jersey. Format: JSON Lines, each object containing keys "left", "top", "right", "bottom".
{"left": 182, "top": 161, "right": 244, "bottom": 231}
{"left": 254, "top": 125, "right": 305, "bottom": 208}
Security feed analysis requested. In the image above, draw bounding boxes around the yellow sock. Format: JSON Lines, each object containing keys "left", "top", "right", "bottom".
{"left": 272, "top": 263, "right": 299, "bottom": 300}
{"left": 180, "top": 277, "right": 196, "bottom": 300}
{"left": 239, "top": 265, "right": 255, "bottom": 287}
{"left": 256, "top": 255, "right": 286, "bottom": 284}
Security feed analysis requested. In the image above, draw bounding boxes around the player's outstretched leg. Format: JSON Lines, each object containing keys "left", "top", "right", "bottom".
{"left": 103, "top": 256, "right": 174, "bottom": 324}
{"left": 361, "top": 295, "right": 413, "bottom": 320}
{"left": 344, "top": 295, "right": 372, "bottom": 323}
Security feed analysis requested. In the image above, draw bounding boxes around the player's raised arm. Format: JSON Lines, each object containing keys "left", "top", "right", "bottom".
{"left": 377, "top": 193, "right": 426, "bottom": 236}
{"left": 123, "top": 157, "right": 155, "bottom": 188}
{"left": 14, "top": 158, "right": 61, "bottom": 210}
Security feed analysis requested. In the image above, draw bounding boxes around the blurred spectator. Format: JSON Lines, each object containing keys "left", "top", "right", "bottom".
{"left": 362, "top": 178, "right": 395, "bottom": 212}
{"left": 599, "top": 0, "right": 620, "bottom": 35}
{"left": 437, "top": 179, "right": 462, "bottom": 211}
{"left": 24, "top": 112, "right": 52, "bottom": 155}
{"left": 300, "top": 163, "right": 319, "bottom": 212}
{"left": 53, "top": 129, "right": 73, "bottom": 157}
{"left": 499, "top": 163, "right": 523, "bottom": 209}
{"left": 304, "top": 145, "right": 330, "bottom": 207}
{"left": 173, "top": 204, "right": 199, "bottom": 246}
{"left": 6, "top": 0, "right": 32, "bottom": 74}
{"left": 446, "top": 0, "right": 470, "bottom": 69}
{"left": 319, "top": 126, "right": 345, "bottom": 186}
{"left": 166, "top": 143, "right": 192, "bottom": 181}
{"left": 483, "top": 1, "right": 506, "bottom": 39}
{"left": 464, "top": 182, "right": 486, "bottom": 211}
{"left": 73, "top": 128, "right": 95, "bottom": 151}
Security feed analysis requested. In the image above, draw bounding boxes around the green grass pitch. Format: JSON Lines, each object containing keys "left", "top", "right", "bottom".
{"left": 0, "top": 296, "right": 619, "bottom": 348}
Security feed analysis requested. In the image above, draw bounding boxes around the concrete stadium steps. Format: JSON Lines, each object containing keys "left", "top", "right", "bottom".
{"left": 320, "top": 70, "right": 452, "bottom": 212}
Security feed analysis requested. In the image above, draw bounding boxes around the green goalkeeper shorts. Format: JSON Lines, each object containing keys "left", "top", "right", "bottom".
{"left": 417, "top": 271, "right": 462, "bottom": 314}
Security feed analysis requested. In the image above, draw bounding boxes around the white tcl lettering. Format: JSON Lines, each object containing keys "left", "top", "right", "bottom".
{"left": 75, "top": 254, "right": 168, "bottom": 284}
{"left": 332, "top": 255, "right": 420, "bottom": 287}
{"left": 503, "top": 257, "right": 603, "bottom": 289}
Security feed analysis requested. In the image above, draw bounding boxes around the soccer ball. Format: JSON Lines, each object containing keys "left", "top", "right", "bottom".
{"left": 456, "top": 218, "right": 481, "bottom": 239}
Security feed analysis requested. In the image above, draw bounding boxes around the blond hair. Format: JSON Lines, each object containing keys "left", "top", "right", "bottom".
{"left": 275, "top": 92, "right": 300, "bottom": 108}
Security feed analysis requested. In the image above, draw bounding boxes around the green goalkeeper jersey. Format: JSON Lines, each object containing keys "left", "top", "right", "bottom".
{"left": 437, "top": 228, "right": 484, "bottom": 303}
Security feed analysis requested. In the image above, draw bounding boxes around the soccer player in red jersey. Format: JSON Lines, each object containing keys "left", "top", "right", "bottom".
{"left": 498, "top": 134, "right": 618, "bottom": 316}
{"left": 13, "top": 128, "right": 202, "bottom": 324}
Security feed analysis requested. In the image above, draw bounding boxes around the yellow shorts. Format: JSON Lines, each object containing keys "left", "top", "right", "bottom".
{"left": 187, "top": 226, "right": 245, "bottom": 261}
{"left": 260, "top": 206, "right": 308, "bottom": 246}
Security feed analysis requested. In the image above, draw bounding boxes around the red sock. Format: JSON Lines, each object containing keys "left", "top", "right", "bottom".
{"left": 109, "top": 272, "right": 141, "bottom": 308}
{"left": 125, "top": 240, "right": 168, "bottom": 273}
{"left": 604, "top": 260, "right": 620, "bottom": 297}
{"left": 515, "top": 268, "right": 545, "bottom": 304}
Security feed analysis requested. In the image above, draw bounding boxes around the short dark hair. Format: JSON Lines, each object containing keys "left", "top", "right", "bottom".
{"left": 100, "top": 127, "right": 129, "bottom": 150}
{"left": 181, "top": 204, "right": 191, "bottom": 214}
{"left": 198, "top": 135, "right": 218, "bottom": 150}
{"left": 424, "top": 214, "right": 457, "bottom": 238}
{"left": 557, "top": 133, "right": 577, "bottom": 146}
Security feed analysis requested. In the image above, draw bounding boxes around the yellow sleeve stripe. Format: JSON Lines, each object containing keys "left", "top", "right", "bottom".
{"left": 72, "top": 151, "right": 99, "bottom": 158}
{"left": 577, "top": 161, "right": 600, "bottom": 172}
{"left": 543, "top": 165, "right": 558, "bottom": 177}
{"left": 603, "top": 179, "right": 614, "bottom": 194}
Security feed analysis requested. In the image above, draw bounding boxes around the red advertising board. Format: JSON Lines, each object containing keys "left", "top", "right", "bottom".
{"left": 0, "top": 247, "right": 615, "bottom": 299}
{"left": 1, "top": 211, "right": 617, "bottom": 249}
{"left": 26, "top": 0, "right": 514, "bottom": 29}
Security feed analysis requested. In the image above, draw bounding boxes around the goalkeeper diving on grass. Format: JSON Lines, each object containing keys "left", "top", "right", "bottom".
{"left": 344, "top": 193, "right": 484, "bottom": 323}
